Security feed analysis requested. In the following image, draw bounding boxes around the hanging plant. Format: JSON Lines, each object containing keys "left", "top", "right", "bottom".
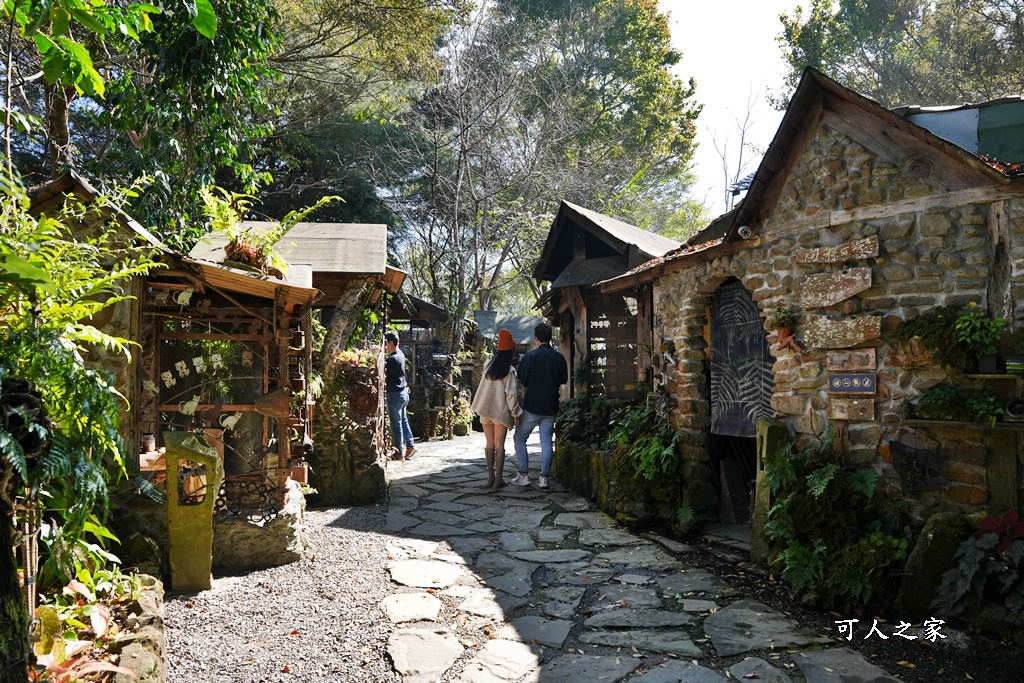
{"left": 201, "top": 187, "right": 342, "bottom": 276}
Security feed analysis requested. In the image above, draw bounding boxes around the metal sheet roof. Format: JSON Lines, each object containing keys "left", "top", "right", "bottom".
{"left": 533, "top": 201, "right": 681, "bottom": 282}
{"left": 473, "top": 311, "right": 544, "bottom": 345}
{"left": 561, "top": 201, "right": 680, "bottom": 258}
{"left": 189, "top": 222, "right": 389, "bottom": 276}
{"left": 29, "top": 170, "right": 169, "bottom": 252}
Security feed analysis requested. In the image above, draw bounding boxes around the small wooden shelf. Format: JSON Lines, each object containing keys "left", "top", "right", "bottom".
{"left": 902, "top": 419, "right": 1024, "bottom": 431}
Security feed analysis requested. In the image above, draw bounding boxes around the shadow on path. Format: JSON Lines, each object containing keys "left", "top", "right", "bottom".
{"left": 322, "top": 431, "right": 912, "bottom": 683}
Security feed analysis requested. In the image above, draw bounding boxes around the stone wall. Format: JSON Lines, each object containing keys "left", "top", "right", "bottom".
{"left": 553, "top": 442, "right": 684, "bottom": 527}
{"left": 656, "top": 124, "right": 1024, "bottom": 524}
{"left": 113, "top": 483, "right": 309, "bottom": 579}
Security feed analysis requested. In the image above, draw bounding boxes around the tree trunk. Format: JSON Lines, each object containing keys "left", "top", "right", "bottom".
{"left": 45, "top": 83, "right": 74, "bottom": 175}
{"left": 0, "top": 499, "right": 29, "bottom": 683}
{"left": 320, "top": 280, "right": 372, "bottom": 379}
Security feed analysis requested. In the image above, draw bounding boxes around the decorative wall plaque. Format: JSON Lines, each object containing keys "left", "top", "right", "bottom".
{"left": 800, "top": 267, "right": 873, "bottom": 307}
{"left": 795, "top": 236, "right": 879, "bottom": 263}
{"left": 803, "top": 316, "right": 881, "bottom": 349}
{"left": 828, "top": 398, "right": 875, "bottom": 421}
{"left": 828, "top": 373, "right": 877, "bottom": 395}
{"left": 827, "top": 348, "right": 876, "bottom": 371}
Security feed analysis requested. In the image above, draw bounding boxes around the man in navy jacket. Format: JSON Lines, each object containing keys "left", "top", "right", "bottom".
{"left": 511, "top": 322, "right": 568, "bottom": 489}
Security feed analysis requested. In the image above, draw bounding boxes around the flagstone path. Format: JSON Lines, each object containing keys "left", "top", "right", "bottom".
{"left": 380, "top": 431, "right": 904, "bottom": 683}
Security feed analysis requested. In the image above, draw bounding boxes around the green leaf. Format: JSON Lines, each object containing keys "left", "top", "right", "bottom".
{"left": 33, "top": 606, "right": 61, "bottom": 656}
{"left": 50, "top": 5, "right": 70, "bottom": 35}
{"left": 33, "top": 32, "right": 55, "bottom": 54}
{"left": 69, "top": 7, "right": 106, "bottom": 36}
{"left": 64, "top": 40, "right": 104, "bottom": 96}
{"left": 22, "top": 0, "right": 54, "bottom": 36}
{"left": 41, "top": 49, "right": 67, "bottom": 84}
{"left": 191, "top": 0, "right": 217, "bottom": 39}
{"left": 7, "top": 110, "right": 43, "bottom": 135}
{"left": 0, "top": 254, "right": 59, "bottom": 294}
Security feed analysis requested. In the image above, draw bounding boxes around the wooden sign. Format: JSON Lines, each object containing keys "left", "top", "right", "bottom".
{"left": 828, "top": 373, "right": 877, "bottom": 395}
{"left": 800, "top": 267, "right": 873, "bottom": 307}
{"left": 795, "top": 236, "right": 879, "bottom": 263}
{"left": 803, "top": 316, "right": 881, "bottom": 349}
{"left": 827, "top": 348, "right": 876, "bottom": 371}
{"left": 829, "top": 398, "right": 875, "bottom": 421}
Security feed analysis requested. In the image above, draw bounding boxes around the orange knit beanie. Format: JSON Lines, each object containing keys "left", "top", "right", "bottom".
{"left": 497, "top": 328, "right": 515, "bottom": 351}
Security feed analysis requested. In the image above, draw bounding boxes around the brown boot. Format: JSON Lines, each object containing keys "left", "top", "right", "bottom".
{"left": 492, "top": 448, "right": 507, "bottom": 489}
{"left": 485, "top": 448, "right": 495, "bottom": 488}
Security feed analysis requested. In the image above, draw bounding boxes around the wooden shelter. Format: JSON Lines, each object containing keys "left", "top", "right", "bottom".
{"left": 387, "top": 294, "right": 460, "bottom": 438}
{"left": 534, "top": 201, "right": 681, "bottom": 399}
{"left": 30, "top": 172, "right": 352, "bottom": 522}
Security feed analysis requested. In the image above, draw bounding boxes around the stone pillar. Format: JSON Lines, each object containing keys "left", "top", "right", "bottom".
{"left": 751, "top": 418, "right": 789, "bottom": 562}
{"left": 165, "top": 432, "right": 223, "bottom": 592}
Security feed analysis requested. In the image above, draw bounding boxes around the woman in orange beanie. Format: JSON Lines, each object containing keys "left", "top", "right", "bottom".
{"left": 470, "top": 328, "right": 523, "bottom": 488}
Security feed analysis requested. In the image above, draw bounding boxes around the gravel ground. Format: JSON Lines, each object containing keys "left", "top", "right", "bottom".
{"left": 165, "top": 504, "right": 400, "bottom": 683}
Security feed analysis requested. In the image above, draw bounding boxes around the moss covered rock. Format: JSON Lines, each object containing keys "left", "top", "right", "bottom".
{"left": 894, "top": 511, "right": 975, "bottom": 620}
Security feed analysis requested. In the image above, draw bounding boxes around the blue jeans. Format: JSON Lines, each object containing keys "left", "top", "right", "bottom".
{"left": 513, "top": 410, "right": 554, "bottom": 476}
{"left": 386, "top": 389, "right": 414, "bottom": 454}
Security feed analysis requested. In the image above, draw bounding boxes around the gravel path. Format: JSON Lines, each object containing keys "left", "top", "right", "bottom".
{"left": 165, "top": 503, "right": 401, "bottom": 683}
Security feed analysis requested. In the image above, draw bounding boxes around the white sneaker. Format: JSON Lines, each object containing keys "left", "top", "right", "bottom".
{"left": 510, "top": 473, "right": 530, "bottom": 486}
{"left": 538, "top": 475, "right": 549, "bottom": 489}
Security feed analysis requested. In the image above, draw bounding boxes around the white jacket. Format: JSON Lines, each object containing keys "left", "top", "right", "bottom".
{"left": 470, "top": 361, "right": 523, "bottom": 428}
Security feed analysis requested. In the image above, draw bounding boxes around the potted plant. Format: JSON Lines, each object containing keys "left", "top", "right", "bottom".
{"left": 451, "top": 391, "right": 474, "bottom": 436}
{"left": 770, "top": 303, "right": 795, "bottom": 335}
{"left": 954, "top": 303, "right": 1009, "bottom": 373}
{"left": 201, "top": 186, "right": 339, "bottom": 277}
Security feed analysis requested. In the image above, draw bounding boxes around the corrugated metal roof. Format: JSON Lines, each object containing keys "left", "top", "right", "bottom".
{"left": 189, "top": 222, "right": 389, "bottom": 276}
{"left": 473, "top": 311, "right": 544, "bottom": 345}
{"left": 497, "top": 315, "right": 544, "bottom": 345}
{"left": 551, "top": 256, "right": 629, "bottom": 288}
{"left": 562, "top": 201, "right": 680, "bottom": 258}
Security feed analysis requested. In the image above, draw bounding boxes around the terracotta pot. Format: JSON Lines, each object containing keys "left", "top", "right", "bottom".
{"left": 288, "top": 463, "right": 308, "bottom": 485}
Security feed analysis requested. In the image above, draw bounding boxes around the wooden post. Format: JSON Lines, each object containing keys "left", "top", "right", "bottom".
{"left": 637, "top": 285, "right": 653, "bottom": 386}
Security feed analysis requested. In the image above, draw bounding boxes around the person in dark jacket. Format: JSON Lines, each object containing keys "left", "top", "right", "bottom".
{"left": 384, "top": 331, "right": 416, "bottom": 460}
{"left": 511, "top": 322, "right": 568, "bottom": 489}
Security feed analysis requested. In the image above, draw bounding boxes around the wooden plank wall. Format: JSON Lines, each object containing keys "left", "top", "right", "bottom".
{"left": 585, "top": 289, "right": 637, "bottom": 400}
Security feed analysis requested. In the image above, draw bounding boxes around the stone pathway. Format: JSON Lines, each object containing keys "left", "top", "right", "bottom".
{"left": 380, "top": 432, "right": 905, "bottom": 683}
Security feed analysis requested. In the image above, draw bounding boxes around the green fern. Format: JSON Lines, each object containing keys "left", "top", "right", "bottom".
{"left": 844, "top": 468, "right": 877, "bottom": 499}
{"left": 805, "top": 463, "right": 839, "bottom": 497}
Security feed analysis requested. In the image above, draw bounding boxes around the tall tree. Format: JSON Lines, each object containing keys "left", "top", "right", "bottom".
{"left": 381, "top": 0, "right": 701, "bottom": 341}
{"left": 3, "top": 0, "right": 462, "bottom": 246}
{"left": 776, "top": 0, "right": 1024, "bottom": 108}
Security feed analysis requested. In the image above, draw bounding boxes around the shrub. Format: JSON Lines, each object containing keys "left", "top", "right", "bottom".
{"left": 605, "top": 389, "right": 680, "bottom": 480}
{"left": 934, "top": 510, "right": 1024, "bottom": 626}
{"left": 763, "top": 425, "right": 908, "bottom": 610}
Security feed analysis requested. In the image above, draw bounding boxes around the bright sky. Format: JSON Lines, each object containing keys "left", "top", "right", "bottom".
{"left": 660, "top": 0, "right": 804, "bottom": 219}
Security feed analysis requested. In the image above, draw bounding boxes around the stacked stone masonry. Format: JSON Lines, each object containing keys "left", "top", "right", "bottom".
{"left": 656, "top": 124, "right": 1024, "bottom": 523}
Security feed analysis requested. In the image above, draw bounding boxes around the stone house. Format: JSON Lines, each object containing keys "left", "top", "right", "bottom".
{"left": 535, "top": 200, "right": 681, "bottom": 400}
{"left": 599, "top": 68, "right": 1024, "bottom": 528}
